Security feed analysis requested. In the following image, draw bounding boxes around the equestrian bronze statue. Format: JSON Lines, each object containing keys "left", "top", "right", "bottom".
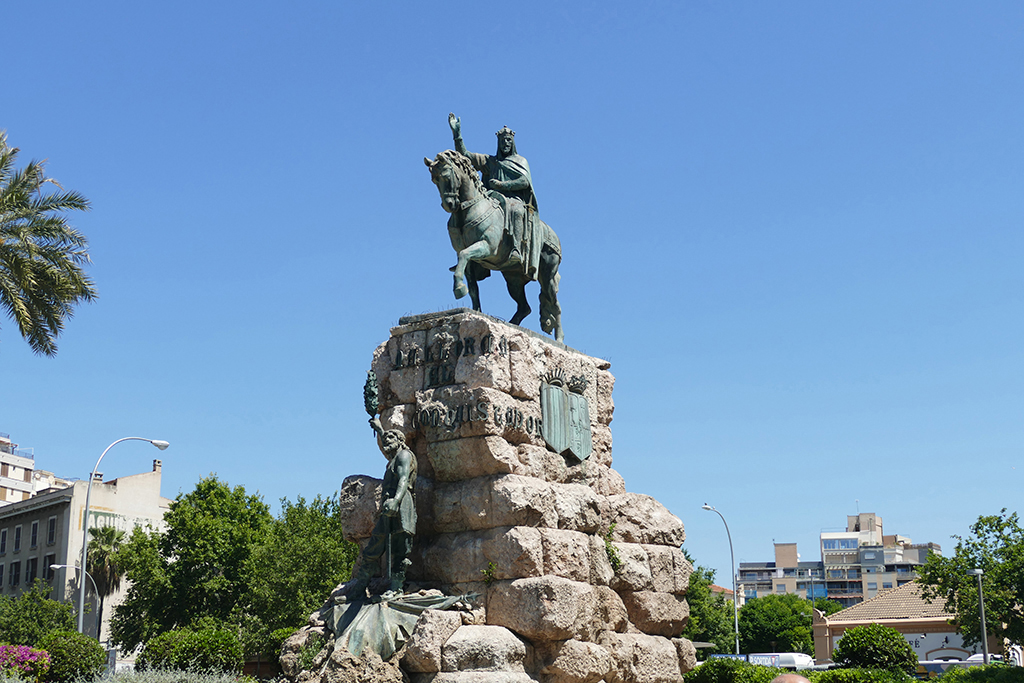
{"left": 424, "top": 114, "right": 563, "bottom": 342}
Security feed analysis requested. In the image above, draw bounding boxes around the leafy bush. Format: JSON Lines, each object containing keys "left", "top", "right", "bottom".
{"left": 807, "top": 668, "right": 914, "bottom": 682}
{"left": 937, "top": 664, "right": 1024, "bottom": 682}
{"left": 686, "top": 657, "right": 788, "bottom": 683}
{"left": 831, "top": 624, "right": 917, "bottom": 673}
{"left": 0, "top": 581, "right": 75, "bottom": 647}
{"left": 0, "top": 643, "right": 50, "bottom": 681}
{"left": 137, "top": 629, "right": 190, "bottom": 670}
{"left": 37, "top": 630, "right": 106, "bottom": 682}
{"left": 169, "top": 627, "right": 242, "bottom": 673}
{"left": 138, "top": 626, "right": 242, "bottom": 673}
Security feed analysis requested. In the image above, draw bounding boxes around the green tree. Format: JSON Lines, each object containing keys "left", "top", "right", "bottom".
{"left": 918, "top": 509, "right": 1024, "bottom": 655}
{"left": 739, "top": 593, "right": 814, "bottom": 654}
{"left": 37, "top": 630, "right": 106, "bottom": 682}
{"left": 0, "top": 131, "right": 96, "bottom": 356}
{"left": 110, "top": 476, "right": 272, "bottom": 650}
{"left": 240, "top": 494, "right": 358, "bottom": 658}
{"left": 679, "top": 548, "right": 737, "bottom": 658}
{"left": 86, "top": 525, "right": 125, "bottom": 632}
{"left": 831, "top": 623, "right": 917, "bottom": 673}
{"left": 0, "top": 579, "right": 75, "bottom": 646}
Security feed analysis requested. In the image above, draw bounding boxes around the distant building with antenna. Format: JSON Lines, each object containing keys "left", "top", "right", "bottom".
{"left": 737, "top": 512, "right": 941, "bottom": 608}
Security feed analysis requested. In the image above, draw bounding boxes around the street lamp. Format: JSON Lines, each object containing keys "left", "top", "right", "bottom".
{"left": 703, "top": 503, "right": 740, "bottom": 654}
{"left": 78, "top": 437, "right": 169, "bottom": 634}
{"left": 50, "top": 564, "right": 100, "bottom": 636}
{"left": 967, "top": 568, "right": 989, "bottom": 665}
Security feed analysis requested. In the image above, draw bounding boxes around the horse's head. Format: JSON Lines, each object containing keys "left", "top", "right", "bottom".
{"left": 425, "top": 153, "right": 461, "bottom": 214}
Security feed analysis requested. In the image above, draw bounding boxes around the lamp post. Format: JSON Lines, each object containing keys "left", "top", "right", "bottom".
{"left": 967, "top": 568, "right": 989, "bottom": 665}
{"left": 703, "top": 503, "right": 740, "bottom": 654}
{"left": 78, "top": 437, "right": 169, "bottom": 634}
{"left": 50, "top": 564, "right": 99, "bottom": 636}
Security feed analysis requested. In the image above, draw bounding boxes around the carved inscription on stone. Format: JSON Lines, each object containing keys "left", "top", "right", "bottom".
{"left": 393, "top": 333, "right": 508, "bottom": 390}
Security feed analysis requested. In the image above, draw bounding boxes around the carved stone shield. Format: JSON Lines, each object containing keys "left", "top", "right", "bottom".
{"left": 541, "top": 382, "right": 569, "bottom": 454}
{"left": 566, "top": 391, "right": 592, "bottom": 461}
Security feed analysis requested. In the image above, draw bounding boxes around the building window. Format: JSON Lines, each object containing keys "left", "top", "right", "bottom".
{"left": 776, "top": 584, "right": 787, "bottom": 593}
{"left": 0, "top": 463, "right": 7, "bottom": 477}
{"left": 883, "top": 582, "right": 893, "bottom": 589}
{"left": 0, "top": 563, "right": 4, "bottom": 587}
{"left": 867, "top": 582, "right": 877, "bottom": 590}
{"left": 25, "top": 558, "right": 37, "bottom": 583}
{"left": 0, "top": 529, "right": 6, "bottom": 554}
{"left": 9, "top": 561, "right": 19, "bottom": 587}
{"left": 863, "top": 552, "right": 876, "bottom": 560}
{"left": 46, "top": 517, "right": 56, "bottom": 545}
{"left": 13, "top": 526, "right": 21, "bottom": 553}
{"left": 29, "top": 522, "right": 38, "bottom": 549}
{"left": 43, "top": 554, "right": 55, "bottom": 581}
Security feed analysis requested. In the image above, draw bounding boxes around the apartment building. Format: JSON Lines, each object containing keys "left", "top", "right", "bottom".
{"left": 738, "top": 512, "right": 941, "bottom": 608}
{"left": 0, "top": 457, "right": 171, "bottom": 643}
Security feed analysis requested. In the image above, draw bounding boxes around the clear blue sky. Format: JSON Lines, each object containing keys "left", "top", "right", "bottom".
{"left": 4, "top": 2, "right": 1022, "bottom": 586}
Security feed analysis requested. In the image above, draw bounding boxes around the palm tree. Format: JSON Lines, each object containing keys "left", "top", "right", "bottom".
{"left": 0, "top": 130, "right": 97, "bottom": 356}
{"left": 87, "top": 525, "right": 126, "bottom": 632}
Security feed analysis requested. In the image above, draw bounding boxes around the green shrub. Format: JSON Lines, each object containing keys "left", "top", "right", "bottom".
{"left": 138, "top": 626, "right": 242, "bottom": 673}
{"left": 686, "top": 657, "right": 788, "bottom": 683}
{"left": 937, "top": 664, "right": 1024, "bottom": 682}
{"left": 137, "top": 629, "right": 190, "bottom": 670}
{"left": 0, "top": 581, "right": 75, "bottom": 647}
{"left": 89, "top": 670, "right": 252, "bottom": 683}
{"left": 807, "top": 668, "right": 914, "bottom": 682}
{"left": 36, "top": 630, "right": 105, "bottom": 682}
{"left": 831, "top": 624, "right": 917, "bottom": 673}
{"left": 168, "top": 627, "right": 242, "bottom": 673}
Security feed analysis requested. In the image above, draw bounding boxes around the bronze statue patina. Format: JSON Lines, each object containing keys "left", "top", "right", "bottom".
{"left": 349, "top": 414, "right": 417, "bottom": 596}
{"left": 425, "top": 114, "right": 563, "bottom": 341}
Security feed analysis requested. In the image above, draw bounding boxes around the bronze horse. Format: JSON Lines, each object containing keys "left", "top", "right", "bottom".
{"left": 425, "top": 150, "right": 563, "bottom": 341}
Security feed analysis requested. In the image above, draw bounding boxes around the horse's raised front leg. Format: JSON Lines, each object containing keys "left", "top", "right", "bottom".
{"left": 453, "top": 240, "right": 492, "bottom": 299}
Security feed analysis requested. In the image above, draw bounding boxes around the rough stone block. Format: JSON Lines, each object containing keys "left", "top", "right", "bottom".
{"left": 602, "top": 494, "right": 685, "bottom": 546}
{"left": 380, "top": 403, "right": 419, "bottom": 442}
{"left": 514, "top": 444, "right": 568, "bottom": 482}
{"left": 455, "top": 317, "right": 512, "bottom": 392}
{"left": 403, "top": 609, "right": 463, "bottom": 673}
{"left": 420, "top": 527, "right": 544, "bottom": 583}
{"left": 644, "top": 545, "right": 676, "bottom": 594}
{"left": 338, "top": 475, "right": 381, "bottom": 543}
{"left": 595, "top": 369, "right": 615, "bottom": 426}
{"left": 553, "top": 484, "right": 602, "bottom": 533}
{"left": 671, "top": 637, "right": 698, "bottom": 675}
{"left": 671, "top": 546, "right": 693, "bottom": 595}
{"left": 441, "top": 624, "right": 531, "bottom": 672}
{"left": 609, "top": 543, "right": 652, "bottom": 592}
{"left": 426, "top": 436, "right": 518, "bottom": 482}
{"left": 593, "top": 585, "right": 629, "bottom": 633}
{"left": 538, "top": 639, "right": 612, "bottom": 683}
{"left": 588, "top": 534, "right": 614, "bottom": 587}
{"left": 541, "top": 529, "right": 592, "bottom": 582}
{"left": 597, "top": 631, "right": 682, "bottom": 683}
{"left": 489, "top": 475, "right": 559, "bottom": 529}
{"left": 619, "top": 591, "right": 689, "bottom": 637}
{"left": 487, "top": 576, "right": 598, "bottom": 642}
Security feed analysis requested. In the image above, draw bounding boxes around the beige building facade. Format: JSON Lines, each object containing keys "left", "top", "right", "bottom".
{"left": 0, "top": 458, "right": 171, "bottom": 643}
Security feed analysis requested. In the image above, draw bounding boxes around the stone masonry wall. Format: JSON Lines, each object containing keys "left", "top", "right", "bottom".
{"left": 338, "top": 309, "right": 696, "bottom": 683}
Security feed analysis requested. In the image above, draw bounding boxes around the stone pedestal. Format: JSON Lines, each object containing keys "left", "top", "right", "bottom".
{"left": 306, "top": 309, "right": 695, "bottom": 683}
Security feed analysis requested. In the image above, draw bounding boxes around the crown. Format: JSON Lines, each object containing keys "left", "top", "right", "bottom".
{"left": 567, "top": 375, "right": 589, "bottom": 394}
{"left": 496, "top": 126, "right": 515, "bottom": 137}
{"left": 542, "top": 368, "right": 566, "bottom": 387}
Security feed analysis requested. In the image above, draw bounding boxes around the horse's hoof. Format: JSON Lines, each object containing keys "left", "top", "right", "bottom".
{"left": 454, "top": 282, "right": 469, "bottom": 299}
